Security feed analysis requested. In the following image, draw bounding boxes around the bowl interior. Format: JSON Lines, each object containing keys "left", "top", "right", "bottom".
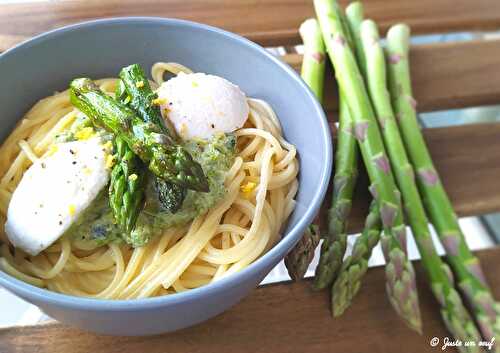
{"left": 0, "top": 18, "right": 331, "bottom": 303}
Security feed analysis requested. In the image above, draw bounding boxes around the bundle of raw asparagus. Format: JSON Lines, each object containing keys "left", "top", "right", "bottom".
{"left": 284, "top": 1, "right": 500, "bottom": 349}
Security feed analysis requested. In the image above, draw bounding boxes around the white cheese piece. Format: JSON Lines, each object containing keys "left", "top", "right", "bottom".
{"left": 5, "top": 138, "right": 110, "bottom": 256}
{"left": 157, "top": 72, "right": 249, "bottom": 140}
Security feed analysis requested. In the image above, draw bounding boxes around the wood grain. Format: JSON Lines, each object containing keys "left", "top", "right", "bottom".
{"left": 1, "top": 246, "right": 499, "bottom": 353}
{"left": 284, "top": 39, "right": 500, "bottom": 114}
{"left": 2, "top": 0, "right": 500, "bottom": 51}
{"left": 341, "top": 122, "right": 500, "bottom": 232}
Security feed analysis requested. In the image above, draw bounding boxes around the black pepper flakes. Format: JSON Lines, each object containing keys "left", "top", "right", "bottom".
{"left": 41, "top": 162, "right": 46, "bottom": 169}
{"left": 72, "top": 161, "right": 77, "bottom": 165}
{"left": 211, "top": 124, "right": 215, "bottom": 129}
{"left": 69, "top": 149, "right": 75, "bottom": 155}
{"left": 59, "top": 221, "right": 63, "bottom": 225}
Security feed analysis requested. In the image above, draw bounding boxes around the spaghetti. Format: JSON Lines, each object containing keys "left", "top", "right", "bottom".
{"left": 0, "top": 62, "right": 299, "bottom": 299}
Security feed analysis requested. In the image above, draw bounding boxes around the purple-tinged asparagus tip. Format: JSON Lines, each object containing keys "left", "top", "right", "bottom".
{"left": 465, "top": 259, "right": 488, "bottom": 287}
{"left": 417, "top": 168, "right": 439, "bottom": 186}
{"left": 476, "top": 292, "right": 498, "bottom": 321}
{"left": 380, "top": 202, "right": 398, "bottom": 228}
{"left": 441, "top": 232, "right": 460, "bottom": 257}
{"left": 407, "top": 95, "right": 418, "bottom": 110}
{"left": 373, "top": 154, "right": 391, "bottom": 174}
{"left": 342, "top": 124, "right": 353, "bottom": 136}
{"left": 333, "top": 34, "right": 347, "bottom": 46}
{"left": 459, "top": 281, "right": 475, "bottom": 307}
{"left": 419, "top": 236, "right": 436, "bottom": 258}
{"left": 389, "top": 53, "right": 403, "bottom": 64}
{"left": 394, "top": 227, "right": 407, "bottom": 255}
{"left": 354, "top": 121, "right": 369, "bottom": 142}
{"left": 381, "top": 235, "right": 391, "bottom": 261}
{"left": 311, "top": 52, "right": 325, "bottom": 63}
{"left": 477, "top": 315, "right": 495, "bottom": 342}
{"left": 389, "top": 248, "right": 405, "bottom": 278}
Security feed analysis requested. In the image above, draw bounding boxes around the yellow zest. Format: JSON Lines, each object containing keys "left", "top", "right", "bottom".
{"left": 102, "top": 141, "right": 113, "bottom": 152}
{"left": 135, "top": 81, "right": 145, "bottom": 88}
{"left": 240, "top": 182, "right": 257, "bottom": 196}
{"left": 191, "top": 81, "right": 199, "bottom": 87}
{"left": 47, "top": 144, "right": 59, "bottom": 157}
{"left": 75, "top": 127, "right": 95, "bottom": 141}
{"left": 68, "top": 204, "right": 76, "bottom": 216}
{"left": 128, "top": 174, "right": 138, "bottom": 181}
{"left": 105, "top": 154, "right": 116, "bottom": 169}
{"left": 152, "top": 98, "right": 166, "bottom": 105}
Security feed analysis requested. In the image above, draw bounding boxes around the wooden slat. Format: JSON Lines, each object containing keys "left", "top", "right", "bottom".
{"left": 284, "top": 39, "right": 500, "bottom": 114}
{"left": 333, "top": 122, "right": 500, "bottom": 233}
{"left": 1, "top": 246, "right": 499, "bottom": 353}
{"left": 2, "top": 0, "right": 500, "bottom": 51}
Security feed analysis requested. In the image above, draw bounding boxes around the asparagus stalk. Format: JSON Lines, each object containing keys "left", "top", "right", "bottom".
{"left": 327, "top": 0, "right": 383, "bottom": 312}
{"left": 117, "top": 65, "right": 187, "bottom": 213}
{"left": 331, "top": 200, "right": 381, "bottom": 316}
{"left": 285, "top": 225, "right": 321, "bottom": 280}
{"left": 386, "top": 24, "right": 500, "bottom": 345}
{"left": 360, "top": 19, "right": 482, "bottom": 349}
{"left": 119, "top": 64, "right": 174, "bottom": 139}
{"left": 70, "top": 78, "right": 209, "bottom": 192}
{"left": 109, "top": 137, "right": 146, "bottom": 233}
{"left": 298, "top": 18, "right": 326, "bottom": 101}
{"left": 284, "top": 19, "right": 325, "bottom": 280}
{"left": 313, "top": 96, "right": 358, "bottom": 289}
{"left": 107, "top": 80, "right": 147, "bottom": 232}
{"left": 314, "top": 0, "right": 422, "bottom": 332}
{"left": 345, "top": 2, "right": 366, "bottom": 74}
{"left": 310, "top": 1, "right": 360, "bottom": 290}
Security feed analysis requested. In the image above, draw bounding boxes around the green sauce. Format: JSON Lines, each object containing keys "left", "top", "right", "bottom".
{"left": 67, "top": 132, "right": 236, "bottom": 248}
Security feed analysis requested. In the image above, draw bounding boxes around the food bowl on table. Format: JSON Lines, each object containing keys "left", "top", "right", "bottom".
{"left": 0, "top": 18, "right": 332, "bottom": 336}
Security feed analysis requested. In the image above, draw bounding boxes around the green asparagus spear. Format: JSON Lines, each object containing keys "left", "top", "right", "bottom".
{"left": 360, "top": 19, "right": 482, "bottom": 349}
{"left": 345, "top": 2, "right": 366, "bottom": 74}
{"left": 313, "top": 96, "right": 358, "bottom": 290}
{"left": 106, "top": 80, "right": 148, "bottom": 232}
{"left": 154, "top": 178, "right": 186, "bottom": 213}
{"left": 109, "top": 137, "right": 146, "bottom": 233}
{"left": 328, "top": 1, "right": 383, "bottom": 317}
{"left": 298, "top": 19, "right": 326, "bottom": 101}
{"left": 313, "top": 6, "right": 374, "bottom": 291}
{"left": 119, "top": 64, "right": 174, "bottom": 139}
{"left": 284, "top": 19, "right": 325, "bottom": 280}
{"left": 70, "top": 78, "right": 209, "bottom": 192}
{"left": 331, "top": 200, "right": 381, "bottom": 316}
{"left": 285, "top": 225, "right": 321, "bottom": 281}
{"left": 117, "top": 65, "right": 187, "bottom": 213}
{"left": 314, "top": 0, "right": 421, "bottom": 332}
{"left": 386, "top": 24, "right": 500, "bottom": 346}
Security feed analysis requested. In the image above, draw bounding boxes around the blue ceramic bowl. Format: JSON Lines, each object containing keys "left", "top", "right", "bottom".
{"left": 0, "top": 18, "right": 332, "bottom": 336}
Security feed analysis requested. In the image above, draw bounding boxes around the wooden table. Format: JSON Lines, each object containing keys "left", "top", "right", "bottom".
{"left": 1, "top": 1, "right": 500, "bottom": 352}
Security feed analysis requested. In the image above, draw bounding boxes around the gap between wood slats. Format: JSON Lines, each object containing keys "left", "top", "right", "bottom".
{"left": 1, "top": 246, "right": 498, "bottom": 353}
{"left": 1, "top": 0, "right": 500, "bottom": 50}
{"left": 283, "top": 39, "right": 500, "bottom": 115}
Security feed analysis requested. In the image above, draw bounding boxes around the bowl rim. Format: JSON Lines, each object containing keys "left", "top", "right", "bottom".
{"left": 0, "top": 16, "right": 332, "bottom": 310}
